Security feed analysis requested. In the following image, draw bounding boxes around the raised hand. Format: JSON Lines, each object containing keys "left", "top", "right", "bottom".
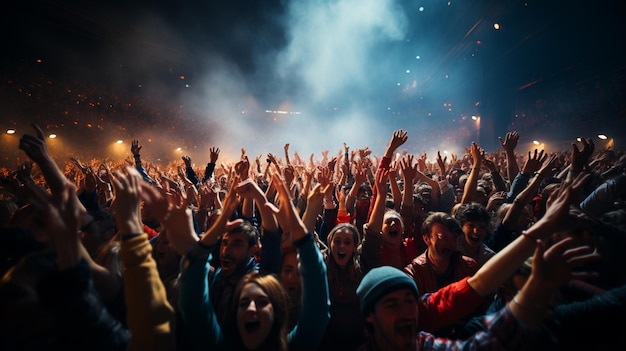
{"left": 436, "top": 151, "right": 447, "bottom": 177}
{"left": 264, "top": 173, "right": 308, "bottom": 242}
{"left": 400, "top": 154, "right": 417, "bottom": 183}
{"left": 182, "top": 155, "right": 192, "bottom": 167}
{"left": 385, "top": 129, "right": 408, "bottom": 158}
{"left": 209, "top": 147, "right": 220, "bottom": 163}
{"left": 571, "top": 138, "right": 595, "bottom": 172}
{"left": 522, "top": 149, "right": 547, "bottom": 175}
{"left": 70, "top": 157, "right": 88, "bottom": 174}
{"left": 162, "top": 189, "right": 198, "bottom": 255}
{"left": 316, "top": 165, "right": 332, "bottom": 189}
{"left": 283, "top": 164, "right": 295, "bottom": 188}
{"left": 529, "top": 236, "right": 599, "bottom": 291}
{"left": 268, "top": 153, "right": 278, "bottom": 165}
{"left": 498, "top": 131, "right": 519, "bottom": 153}
{"left": 131, "top": 140, "right": 142, "bottom": 156}
{"left": 234, "top": 155, "right": 251, "bottom": 180}
{"left": 531, "top": 172, "right": 591, "bottom": 240}
{"left": 469, "top": 142, "right": 485, "bottom": 169}
{"left": 18, "top": 123, "right": 51, "bottom": 165}
{"left": 109, "top": 166, "right": 145, "bottom": 235}
{"left": 327, "top": 156, "right": 338, "bottom": 173}
{"left": 537, "top": 153, "right": 558, "bottom": 178}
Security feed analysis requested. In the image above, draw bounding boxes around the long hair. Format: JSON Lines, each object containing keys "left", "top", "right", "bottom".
{"left": 227, "top": 272, "right": 290, "bottom": 351}
{"left": 325, "top": 223, "right": 363, "bottom": 286}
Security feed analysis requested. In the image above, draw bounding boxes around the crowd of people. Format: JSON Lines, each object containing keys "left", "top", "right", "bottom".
{"left": 1, "top": 122, "right": 625, "bottom": 350}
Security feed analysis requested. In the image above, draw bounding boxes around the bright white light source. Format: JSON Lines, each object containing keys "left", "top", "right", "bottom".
{"left": 598, "top": 134, "right": 608, "bottom": 140}
{"left": 494, "top": 23, "right": 501, "bottom": 30}
{"left": 7, "top": 129, "right": 15, "bottom": 134}
{"left": 533, "top": 140, "right": 540, "bottom": 145}
{"left": 419, "top": 6, "right": 424, "bottom": 11}
{"left": 49, "top": 134, "right": 57, "bottom": 139}
{"left": 117, "top": 140, "right": 123, "bottom": 144}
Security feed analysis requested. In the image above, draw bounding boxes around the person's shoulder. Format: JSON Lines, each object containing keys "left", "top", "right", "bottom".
{"left": 481, "top": 243, "right": 496, "bottom": 256}
{"left": 409, "top": 251, "right": 428, "bottom": 265}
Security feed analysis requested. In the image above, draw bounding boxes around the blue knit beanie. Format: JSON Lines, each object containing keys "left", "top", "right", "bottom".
{"left": 357, "top": 266, "right": 419, "bottom": 314}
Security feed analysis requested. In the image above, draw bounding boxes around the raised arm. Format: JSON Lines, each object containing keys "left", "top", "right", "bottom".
{"left": 467, "top": 172, "right": 592, "bottom": 297}
{"left": 366, "top": 167, "right": 390, "bottom": 234}
{"left": 461, "top": 142, "right": 484, "bottom": 204}
{"left": 110, "top": 166, "right": 175, "bottom": 351}
{"left": 264, "top": 173, "right": 330, "bottom": 350}
{"left": 509, "top": 237, "right": 598, "bottom": 328}
{"left": 502, "top": 154, "right": 557, "bottom": 231}
{"left": 19, "top": 123, "right": 70, "bottom": 195}
{"left": 506, "top": 149, "right": 547, "bottom": 202}
{"left": 182, "top": 155, "right": 200, "bottom": 186}
{"left": 201, "top": 147, "right": 220, "bottom": 183}
{"left": 388, "top": 161, "right": 402, "bottom": 211}
{"left": 499, "top": 131, "right": 520, "bottom": 182}
{"left": 235, "top": 177, "right": 279, "bottom": 233}
{"left": 567, "top": 138, "right": 594, "bottom": 183}
{"left": 130, "top": 140, "right": 155, "bottom": 184}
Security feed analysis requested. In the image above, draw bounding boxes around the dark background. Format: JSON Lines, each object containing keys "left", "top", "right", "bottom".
{"left": 1, "top": 0, "right": 625, "bottom": 165}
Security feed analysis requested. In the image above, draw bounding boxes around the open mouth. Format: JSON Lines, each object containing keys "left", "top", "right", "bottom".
{"left": 221, "top": 258, "right": 234, "bottom": 268}
{"left": 389, "top": 230, "right": 399, "bottom": 237}
{"left": 469, "top": 234, "right": 481, "bottom": 243}
{"left": 337, "top": 251, "right": 347, "bottom": 259}
{"left": 395, "top": 322, "right": 415, "bottom": 338}
{"left": 245, "top": 320, "right": 261, "bottom": 333}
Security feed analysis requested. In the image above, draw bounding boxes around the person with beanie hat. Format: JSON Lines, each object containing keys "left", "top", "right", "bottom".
{"left": 357, "top": 266, "right": 418, "bottom": 316}
{"left": 355, "top": 174, "right": 600, "bottom": 351}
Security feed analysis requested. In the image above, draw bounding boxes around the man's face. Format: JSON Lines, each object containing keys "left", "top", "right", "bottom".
{"left": 424, "top": 222, "right": 458, "bottom": 260}
{"left": 367, "top": 288, "right": 418, "bottom": 351}
{"left": 220, "top": 231, "right": 254, "bottom": 277}
{"left": 461, "top": 220, "right": 488, "bottom": 249}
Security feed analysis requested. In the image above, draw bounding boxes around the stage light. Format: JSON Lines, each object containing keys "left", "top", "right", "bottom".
{"left": 49, "top": 134, "right": 57, "bottom": 139}
{"left": 6, "top": 129, "right": 15, "bottom": 134}
{"left": 598, "top": 134, "right": 608, "bottom": 140}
